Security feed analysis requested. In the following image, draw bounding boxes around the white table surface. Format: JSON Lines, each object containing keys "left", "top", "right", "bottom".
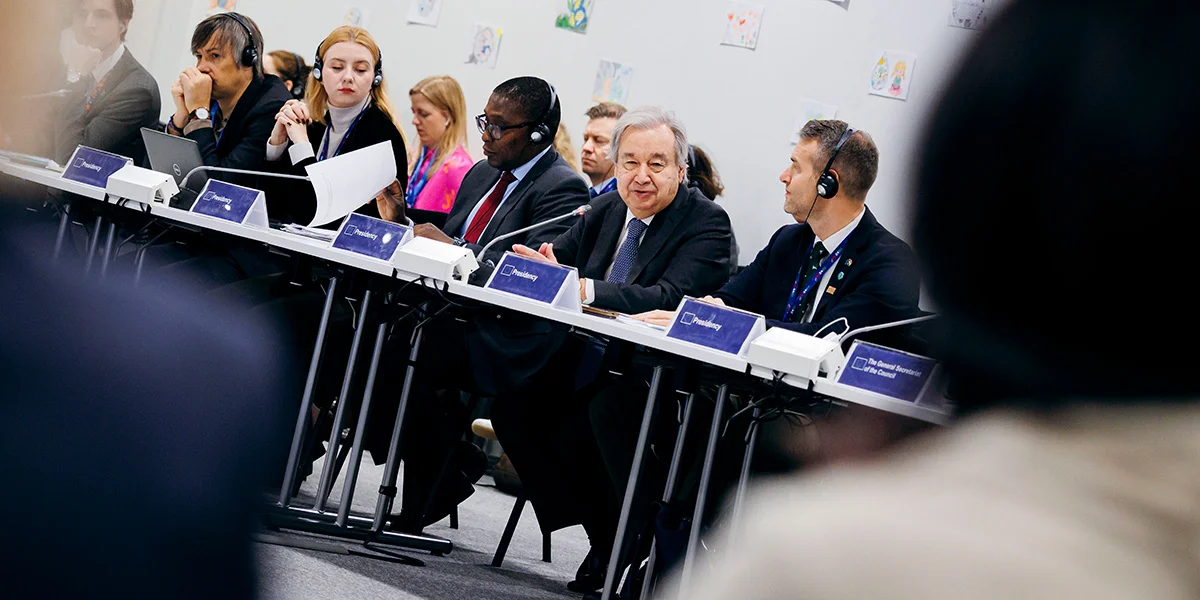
{"left": 0, "top": 157, "right": 108, "bottom": 201}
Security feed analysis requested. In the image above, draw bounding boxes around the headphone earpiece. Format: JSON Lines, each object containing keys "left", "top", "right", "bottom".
{"left": 224, "top": 13, "right": 260, "bottom": 69}
{"left": 311, "top": 43, "right": 323, "bottom": 82}
{"left": 373, "top": 55, "right": 384, "bottom": 89}
{"left": 530, "top": 81, "right": 558, "bottom": 144}
{"left": 816, "top": 127, "right": 856, "bottom": 200}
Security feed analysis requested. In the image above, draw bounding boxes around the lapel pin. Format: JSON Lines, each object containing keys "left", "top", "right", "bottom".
{"left": 837, "top": 272, "right": 844, "bottom": 281}
{"left": 826, "top": 286, "right": 837, "bottom": 295}
{"left": 846, "top": 259, "right": 853, "bottom": 266}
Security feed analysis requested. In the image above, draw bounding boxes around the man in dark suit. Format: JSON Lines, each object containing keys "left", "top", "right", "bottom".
{"left": 55, "top": 0, "right": 160, "bottom": 166}
{"left": 488, "top": 106, "right": 733, "bottom": 593}
{"left": 165, "top": 12, "right": 290, "bottom": 175}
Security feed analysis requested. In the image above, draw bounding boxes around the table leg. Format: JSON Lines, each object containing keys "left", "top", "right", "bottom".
{"left": 639, "top": 392, "right": 696, "bottom": 600}
{"left": 335, "top": 318, "right": 390, "bottom": 527}
{"left": 678, "top": 384, "right": 729, "bottom": 600}
{"left": 314, "top": 289, "right": 373, "bottom": 512}
{"left": 98, "top": 221, "right": 117, "bottom": 279}
{"left": 84, "top": 215, "right": 103, "bottom": 274}
{"left": 53, "top": 203, "right": 70, "bottom": 260}
{"left": 371, "top": 309, "right": 428, "bottom": 530}
{"left": 728, "top": 406, "right": 762, "bottom": 546}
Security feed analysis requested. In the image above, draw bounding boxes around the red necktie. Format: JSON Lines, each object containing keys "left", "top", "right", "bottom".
{"left": 464, "top": 171, "right": 516, "bottom": 244}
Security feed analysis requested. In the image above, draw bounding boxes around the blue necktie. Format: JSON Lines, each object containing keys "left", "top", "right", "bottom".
{"left": 607, "top": 218, "right": 649, "bottom": 283}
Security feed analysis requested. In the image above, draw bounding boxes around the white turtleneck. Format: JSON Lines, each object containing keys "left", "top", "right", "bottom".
{"left": 266, "top": 96, "right": 371, "bottom": 164}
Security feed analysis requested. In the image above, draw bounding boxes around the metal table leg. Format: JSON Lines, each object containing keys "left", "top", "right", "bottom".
{"left": 639, "top": 392, "right": 696, "bottom": 600}
{"left": 678, "top": 384, "right": 729, "bottom": 600}
{"left": 132, "top": 227, "right": 169, "bottom": 286}
{"left": 371, "top": 309, "right": 428, "bottom": 530}
{"left": 53, "top": 203, "right": 70, "bottom": 260}
{"left": 728, "top": 406, "right": 762, "bottom": 546}
{"left": 314, "top": 289, "right": 373, "bottom": 512}
{"left": 84, "top": 215, "right": 104, "bottom": 274}
{"left": 335, "top": 319, "right": 390, "bottom": 527}
{"left": 278, "top": 276, "right": 340, "bottom": 508}
{"left": 601, "top": 365, "right": 667, "bottom": 600}
{"left": 98, "top": 221, "right": 117, "bottom": 279}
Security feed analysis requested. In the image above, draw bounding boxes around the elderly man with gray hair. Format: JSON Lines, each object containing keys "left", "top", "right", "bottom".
{"left": 490, "top": 105, "right": 735, "bottom": 595}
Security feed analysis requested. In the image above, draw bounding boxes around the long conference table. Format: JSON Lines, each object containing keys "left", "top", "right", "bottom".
{"left": 1, "top": 155, "right": 953, "bottom": 599}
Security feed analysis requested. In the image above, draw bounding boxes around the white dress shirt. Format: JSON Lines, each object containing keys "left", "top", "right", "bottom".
{"left": 458, "top": 145, "right": 552, "bottom": 238}
{"left": 265, "top": 96, "right": 371, "bottom": 164}
{"left": 591, "top": 177, "right": 617, "bottom": 197}
{"left": 582, "top": 209, "right": 655, "bottom": 305}
{"left": 800, "top": 207, "right": 865, "bottom": 324}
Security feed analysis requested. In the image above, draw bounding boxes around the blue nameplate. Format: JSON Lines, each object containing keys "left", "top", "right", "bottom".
{"left": 332, "top": 213, "right": 413, "bottom": 261}
{"left": 191, "top": 179, "right": 268, "bottom": 227}
{"left": 667, "top": 297, "right": 766, "bottom": 356}
{"left": 61, "top": 146, "right": 132, "bottom": 188}
{"left": 486, "top": 253, "right": 580, "bottom": 310}
{"left": 838, "top": 341, "right": 938, "bottom": 403}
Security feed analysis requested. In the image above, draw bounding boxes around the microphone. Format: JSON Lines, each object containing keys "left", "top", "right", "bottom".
{"left": 476, "top": 204, "right": 592, "bottom": 262}
{"left": 839, "top": 314, "right": 938, "bottom": 343}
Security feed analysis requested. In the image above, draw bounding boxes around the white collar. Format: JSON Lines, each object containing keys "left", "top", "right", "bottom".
{"left": 815, "top": 207, "right": 865, "bottom": 254}
{"left": 92, "top": 44, "right": 125, "bottom": 81}
{"left": 510, "top": 145, "right": 552, "bottom": 182}
{"left": 328, "top": 96, "right": 370, "bottom": 132}
{"left": 592, "top": 177, "right": 616, "bottom": 195}
{"left": 624, "top": 208, "right": 655, "bottom": 228}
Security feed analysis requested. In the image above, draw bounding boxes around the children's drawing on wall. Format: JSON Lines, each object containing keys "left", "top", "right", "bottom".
{"left": 949, "top": 0, "right": 999, "bottom": 30}
{"left": 556, "top": 0, "right": 595, "bottom": 34}
{"left": 465, "top": 24, "right": 502, "bottom": 69}
{"left": 720, "top": 3, "right": 765, "bottom": 50}
{"left": 791, "top": 99, "right": 839, "bottom": 144}
{"left": 592, "top": 59, "right": 633, "bottom": 105}
{"left": 206, "top": 0, "right": 237, "bottom": 15}
{"left": 407, "top": 0, "right": 444, "bottom": 27}
{"left": 868, "top": 50, "right": 917, "bottom": 101}
{"left": 343, "top": 6, "right": 369, "bottom": 28}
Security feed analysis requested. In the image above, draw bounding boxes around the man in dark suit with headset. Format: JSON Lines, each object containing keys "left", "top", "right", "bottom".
{"left": 373, "top": 76, "right": 591, "bottom": 531}
{"left": 165, "top": 12, "right": 290, "bottom": 174}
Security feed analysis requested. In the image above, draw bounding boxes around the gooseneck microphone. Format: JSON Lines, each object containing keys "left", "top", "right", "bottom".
{"left": 476, "top": 204, "right": 592, "bottom": 263}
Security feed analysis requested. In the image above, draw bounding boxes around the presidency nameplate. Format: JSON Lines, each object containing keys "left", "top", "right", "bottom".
{"left": 666, "top": 297, "right": 766, "bottom": 356}
{"left": 61, "top": 146, "right": 132, "bottom": 188}
{"left": 838, "top": 341, "right": 937, "bottom": 403}
{"left": 486, "top": 253, "right": 580, "bottom": 311}
{"left": 332, "top": 213, "right": 412, "bottom": 262}
{"left": 190, "top": 179, "right": 268, "bottom": 227}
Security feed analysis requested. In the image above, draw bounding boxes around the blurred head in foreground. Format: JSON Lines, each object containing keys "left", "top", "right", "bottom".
{"left": 915, "top": 0, "right": 1200, "bottom": 412}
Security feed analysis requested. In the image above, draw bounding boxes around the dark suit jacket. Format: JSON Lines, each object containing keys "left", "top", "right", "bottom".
{"left": 554, "top": 186, "right": 734, "bottom": 314}
{"left": 715, "top": 207, "right": 921, "bottom": 335}
{"left": 444, "top": 148, "right": 589, "bottom": 284}
{"left": 185, "top": 75, "right": 290, "bottom": 173}
{"left": 264, "top": 105, "right": 408, "bottom": 225}
{"left": 54, "top": 50, "right": 161, "bottom": 166}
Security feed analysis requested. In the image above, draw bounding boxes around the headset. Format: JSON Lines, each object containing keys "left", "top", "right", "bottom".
{"left": 528, "top": 81, "right": 559, "bottom": 144}
{"left": 815, "top": 126, "right": 857, "bottom": 199}
{"left": 312, "top": 43, "right": 384, "bottom": 89}
{"left": 686, "top": 144, "right": 699, "bottom": 189}
{"left": 222, "top": 12, "right": 261, "bottom": 69}
{"left": 288, "top": 51, "right": 307, "bottom": 99}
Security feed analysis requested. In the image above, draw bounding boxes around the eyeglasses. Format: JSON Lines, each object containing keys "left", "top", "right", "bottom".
{"left": 476, "top": 114, "right": 537, "bottom": 140}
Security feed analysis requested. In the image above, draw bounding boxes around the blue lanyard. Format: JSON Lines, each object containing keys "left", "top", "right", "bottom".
{"left": 318, "top": 102, "right": 371, "bottom": 162}
{"left": 782, "top": 236, "right": 851, "bottom": 323}
{"left": 405, "top": 147, "right": 437, "bottom": 207}
{"left": 598, "top": 178, "right": 617, "bottom": 195}
{"left": 211, "top": 101, "right": 227, "bottom": 147}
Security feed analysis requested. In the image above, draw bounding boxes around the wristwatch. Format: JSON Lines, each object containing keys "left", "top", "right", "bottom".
{"left": 188, "top": 107, "right": 211, "bottom": 122}
{"left": 451, "top": 237, "right": 467, "bottom": 247}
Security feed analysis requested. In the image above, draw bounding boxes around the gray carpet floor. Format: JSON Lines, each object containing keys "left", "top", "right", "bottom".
{"left": 257, "top": 456, "right": 591, "bottom": 600}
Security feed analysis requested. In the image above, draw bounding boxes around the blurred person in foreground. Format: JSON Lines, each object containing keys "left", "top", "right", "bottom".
{"left": 662, "top": 1, "right": 1200, "bottom": 599}
{"left": 0, "top": 7, "right": 287, "bottom": 598}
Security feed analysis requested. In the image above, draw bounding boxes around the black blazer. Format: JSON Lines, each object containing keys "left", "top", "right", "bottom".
{"left": 715, "top": 207, "right": 921, "bottom": 335}
{"left": 264, "top": 105, "right": 408, "bottom": 225}
{"left": 185, "top": 75, "right": 291, "bottom": 173}
{"left": 444, "top": 148, "right": 589, "bottom": 284}
{"left": 554, "top": 186, "right": 734, "bottom": 314}
{"left": 55, "top": 50, "right": 161, "bottom": 166}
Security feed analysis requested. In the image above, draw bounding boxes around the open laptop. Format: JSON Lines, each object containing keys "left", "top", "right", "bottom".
{"left": 141, "top": 127, "right": 207, "bottom": 208}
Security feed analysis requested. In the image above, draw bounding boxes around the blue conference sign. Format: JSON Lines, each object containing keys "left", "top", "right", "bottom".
{"left": 191, "top": 180, "right": 262, "bottom": 224}
{"left": 838, "top": 342, "right": 938, "bottom": 402}
{"left": 667, "top": 298, "right": 761, "bottom": 355}
{"left": 61, "top": 146, "right": 131, "bottom": 188}
{"left": 332, "top": 213, "right": 411, "bottom": 261}
{"left": 487, "top": 254, "right": 572, "bottom": 304}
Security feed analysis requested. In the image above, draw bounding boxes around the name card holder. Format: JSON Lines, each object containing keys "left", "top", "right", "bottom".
{"left": 190, "top": 179, "right": 269, "bottom": 228}
{"left": 331, "top": 213, "right": 413, "bottom": 262}
{"left": 485, "top": 252, "right": 581, "bottom": 312}
{"left": 836, "top": 341, "right": 940, "bottom": 404}
{"left": 666, "top": 297, "right": 766, "bottom": 356}
{"left": 61, "top": 146, "right": 132, "bottom": 189}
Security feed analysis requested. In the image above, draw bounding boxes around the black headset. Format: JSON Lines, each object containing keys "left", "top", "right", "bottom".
{"left": 815, "top": 126, "right": 857, "bottom": 199}
{"left": 686, "top": 144, "right": 699, "bottom": 188}
{"left": 312, "top": 43, "right": 384, "bottom": 89}
{"left": 529, "top": 81, "right": 559, "bottom": 144}
{"left": 222, "top": 12, "right": 260, "bottom": 69}
{"left": 288, "top": 51, "right": 307, "bottom": 99}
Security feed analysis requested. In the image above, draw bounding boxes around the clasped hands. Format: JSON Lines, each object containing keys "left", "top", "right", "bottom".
{"left": 270, "top": 99, "right": 314, "bottom": 146}
{"left": 170, "top": 67, "right": 213, "bottom": 129}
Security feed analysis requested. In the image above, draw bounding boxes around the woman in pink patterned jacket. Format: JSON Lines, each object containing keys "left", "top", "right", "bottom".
{"left": 405, "top": 75, "right": 473, "bottom": 215}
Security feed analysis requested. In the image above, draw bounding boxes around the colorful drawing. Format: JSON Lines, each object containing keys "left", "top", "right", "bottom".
{"left": 344, "top": 6, "right": 368, "bottom": 28}
{"left": 592, "top": 59, "right": 633, "bottom": 105}
{"left": 720, "top": 3, "right": 765, "bottom": 51}
{"left": 949, "top": 0, "right": 997, "bottom": 30}
{"left": 868, "top": 50, "right": 917, "bottom": 101}
{"left": 206, "top": 0, "right": 237, "bottom": 14}
{"left": 465, "top": 24, "right": 503, "bottom": 69}
{"left": 555, "top": 0, "right": 595, "bottom": 34}
{"left": 791, "top": 99, "right": 839, "bottom": 144}
{"left": 408, "top": 0, "right": 443, "bottom": 26}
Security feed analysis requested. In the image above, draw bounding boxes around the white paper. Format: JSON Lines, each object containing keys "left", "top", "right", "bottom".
{"left": 304, "top": 141, "right": 396, "bottom": 228}
{"left": 344, "top": 6, "right": 370, "bottom": 29}
{"left": 592, "top": 59, "right": 633, "bottom": 105}
{"left": 465, "top": 24, "right": 503, "bottom": 69}
{"left": 949, "top": 0, "right": 995, "bottom": 30}
{"left": 791, "top": 99, "right": 839, "bottom": 144}
{"left": 407, "top": 0, "right": 443, "bottom": 26}
{"left": 720, "top": 3, "right": 765, "bottom": 50}
{"left": 869, "top": 50, "right": 917, "bottom": 101}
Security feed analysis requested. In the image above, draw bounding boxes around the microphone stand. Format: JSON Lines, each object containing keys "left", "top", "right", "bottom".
{"left": 476, "top": 204, "right": 592, "bottom": 262}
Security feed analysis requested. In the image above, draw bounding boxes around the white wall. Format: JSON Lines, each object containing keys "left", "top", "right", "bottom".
{"left": 133, "top": 0, "right": 984, "bottom": 264}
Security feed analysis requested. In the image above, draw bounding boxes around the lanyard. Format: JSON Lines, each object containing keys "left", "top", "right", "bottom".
{"left": 84, "top": 71, "right": 113, "bottom": 113}
{"left": 597, "top": 178, "right": 617, "bottom": 195}
{"left": 782, "top": 236, "right": 851, "bottom": 323}
{"left": 318, "top": 102, "right": 371, "bottom": 162}
{"left": 405, "top": 147, "right": 438, "bottom": 207}
{"left": 211, "top": 101, "right": 229, "bottom": 148}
